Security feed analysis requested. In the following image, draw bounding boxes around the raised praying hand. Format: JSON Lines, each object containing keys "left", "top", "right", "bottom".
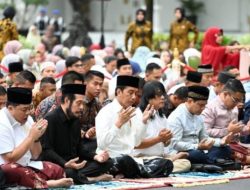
{"left": 142, "top": 104, "right": 155, "bottom": 124}
{"left": 115, "top": 106, "right": 136, "bottom": 128}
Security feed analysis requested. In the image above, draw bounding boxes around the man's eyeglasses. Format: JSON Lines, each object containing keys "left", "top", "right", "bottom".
{"left": 230, "top": 95, "right": 242, "bottom": 104}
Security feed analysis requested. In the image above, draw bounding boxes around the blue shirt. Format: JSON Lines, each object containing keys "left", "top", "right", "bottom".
{"left": 167, "top": 103, "right": 220, "bottom": 152}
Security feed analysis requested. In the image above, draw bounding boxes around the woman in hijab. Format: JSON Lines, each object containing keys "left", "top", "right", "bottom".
{"left": 125, "top": 9, "right": 152, "bottom": 54}
{"left": 0, "top": 6, "right": 18, "bottom": 60}
{"left": 26, "top": 25, "right": 41, "bottom": 48}
{"left": 201, "top": 27, "right": 248, "bottom": 74}
{"left": 169, "top": 7, "right": 199, "bottom": 54}
{"left": 17, "top": 49, "right": 35, "bottom": 71}
{"left": 0, "top": 54, "right": 21, "bottom": 75}
{"left": 131, "top": 46, "right": 151, "bottom": 72}
{"left": 3, "top": 40, "right": 22, "bottom": 55}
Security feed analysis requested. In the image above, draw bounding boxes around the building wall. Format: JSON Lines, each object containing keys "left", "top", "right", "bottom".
{"left": 1, "top": 0, "right": 250, "bottom": 32}
{"left": 88, "top": 0, "right": 250, "bottom": 33}
{"left": 46, "top": 0, "right": 73, "bottom": 26}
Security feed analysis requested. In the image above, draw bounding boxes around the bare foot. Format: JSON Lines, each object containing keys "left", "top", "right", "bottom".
{"left": 115, "top": 174, "right": 124, "bottom": 179}
{"left": 47, "top": 178, "right": 74, "bottom": 188}
{"left": 171, "top": 152, "right": 189, "bottom": 161}
{"left": 87, "top": 174, "right": 113, "bottom": 182}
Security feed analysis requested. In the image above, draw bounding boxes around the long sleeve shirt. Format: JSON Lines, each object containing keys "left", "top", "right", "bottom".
{"left": 133, "top": 111, "right": 170, "bottom": 157}
{"left": 167, "top": 103, "right": 221, "bottom": 152}
{"left": 41, "top": 106, "right": 96, "bottom": 167}
{"left": 96, "top": 98, "right": 146, "bottom": 158}
{"left": 202, "top": 96, "right": 238, "bottom": 138}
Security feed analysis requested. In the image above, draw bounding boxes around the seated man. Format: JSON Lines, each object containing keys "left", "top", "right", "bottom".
{"left": 41, "top": 84, "right": 113, "bottom": 184}
{"left": 208, "top": 71, "right": 235, "bottom": 102}
{"left": 80, "top": 71, "right": 104, "bottom": 153}
{"left": 144, "top": 63, "right": 162, "bottom": 82}
{"left": 33, "top": 77, "right": 56, "bottom": 109}
{"left": 0, "top": 72, "right": 8, "bottom": 89}
{"left": 56, "top": 56, "right": 84, "bottom": 88}
{"left": 96, "top": 76, "right": 173, "bottom": 178}
{"left": 164, "top": 86, "right": 188, "bottom": 118}
{"left": 168, "top": 86, "right": 232, "bottom": 165}
{"left": 0, "top": 87, "right": 73, "bottom": 189}
{"left": 167, "top": 70, "right": 202, "bottom": 95}
{"left": 35, "top": 71, "right": 84, "bottom": 120}
{"left": 203, "top": 79, "right": 250, "bottom": 164}
{"left": 197, "top": 64, "right": 214, "bottom": 87}
{"left": 108, "top": 58, "right": 132, "bottom": 100}
{"left": 12, "top": 70, "right": 36, "bottom": 90}
{"left": 7, "top": 61, "right": 24, "bottom": 86}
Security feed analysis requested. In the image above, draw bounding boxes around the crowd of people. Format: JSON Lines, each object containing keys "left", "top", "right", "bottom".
{"left": 1, "top": 5, "right": 250, "bottom": 189}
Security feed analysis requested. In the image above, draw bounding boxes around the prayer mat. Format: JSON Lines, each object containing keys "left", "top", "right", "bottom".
{"left": 47, "top": 181, "right": 166, "bottom": 190}
{"left": 118, "top": 168, "right": 250, "bottom": 188}
{"left": 7, "top": 168, "right": 250, "bottom": 189}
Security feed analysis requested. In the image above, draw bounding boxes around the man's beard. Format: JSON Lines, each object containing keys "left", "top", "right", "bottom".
{"left": 66, "top": 108, "right": 77, "bottom": 120}
{"left": 65, "top": 102, "right": 78, "bottom": 120}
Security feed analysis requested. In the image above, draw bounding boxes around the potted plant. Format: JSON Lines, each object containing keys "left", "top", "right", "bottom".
{"left": 178, "top": 0, "right": 205, "bottom": 25}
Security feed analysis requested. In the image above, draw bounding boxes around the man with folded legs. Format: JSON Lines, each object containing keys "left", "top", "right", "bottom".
{"left": 41, "top": 84, "right": 113, "bottom": 184}
{"left": 0, "top": 87, "right": 73, "bottom": 188}
{"left": 96, "top": 75, "right": 173, "bottom": 178}
{"left": 203, "top": 79, "right": 250, "bottom": 165}
{"left": 168, "top": 86, "right": 233, "bottom": 171}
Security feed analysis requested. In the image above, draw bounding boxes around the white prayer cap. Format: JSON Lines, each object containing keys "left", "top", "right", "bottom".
{"left": 183, "top": 48, "right": 201, "bottom": 64}
{"left": 40, "top": 61, "right": 56, "bottom": 72}
{"left": 146, "top": 57, "right": 164, "bottom": 68}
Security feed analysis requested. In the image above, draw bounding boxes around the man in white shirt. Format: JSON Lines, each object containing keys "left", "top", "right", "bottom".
{"left": 108, "top": 58, "right": 132, "bottom": 100}
{"left": 0, "top": 87, "right": 73, "bottom": 188}
{"left": 96, "top": 75, "right": 173, "bottom": 178}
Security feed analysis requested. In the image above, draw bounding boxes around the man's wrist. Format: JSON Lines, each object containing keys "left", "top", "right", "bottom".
{"left": 142, "top": 118, "right": 148, "bottom": 124}
{"left": 115, "top": 120, "right": 122, "bottom": 128}
{"left": 156, "top": 136, "right": 162, "bottom": 143}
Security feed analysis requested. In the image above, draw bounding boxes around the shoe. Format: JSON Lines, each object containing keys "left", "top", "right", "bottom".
{"left": 215, "top": 159, "right": 242, "bottom": 171}
{"left": 191, "top": 164, "right": 223, "bottom": 173}
{"left": 203, "top": 164, "right": 223, "bottom": 173}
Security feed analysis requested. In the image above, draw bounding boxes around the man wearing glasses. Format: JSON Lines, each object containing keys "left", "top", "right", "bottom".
{"left": 202, "top": 79, "right": 250, "bottom": 164}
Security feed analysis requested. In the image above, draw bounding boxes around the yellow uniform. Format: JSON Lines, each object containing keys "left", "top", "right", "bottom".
{"left": 125, "top": 21, "right": 152, "bottom": 54}
{"left": 0, "top": 18, "right": 18, "bottom": 60}
{"left": 169, "top": 19, "right": 198, "bottom": 54}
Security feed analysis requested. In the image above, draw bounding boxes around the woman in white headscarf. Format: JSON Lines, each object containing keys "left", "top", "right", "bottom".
{"left": 26, "top": 25, "right": 41, "bottom": 48}
{"left": 17, "top": 49, "right": 35, "bottom": 72}
{"left": 0, "top": 53, "right": 21, "bottom": 75}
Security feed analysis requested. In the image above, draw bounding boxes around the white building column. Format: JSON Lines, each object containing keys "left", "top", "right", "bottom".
{"left": 153, "top": 0, "right": 162, "bottom": 33}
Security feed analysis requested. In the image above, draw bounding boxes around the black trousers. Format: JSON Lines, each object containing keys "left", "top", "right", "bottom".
{"left": 65, "top": 159, "right": 113, "bottom": 184}
{"left": 81, "top": 138, "right": 97, "bottom": 154}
